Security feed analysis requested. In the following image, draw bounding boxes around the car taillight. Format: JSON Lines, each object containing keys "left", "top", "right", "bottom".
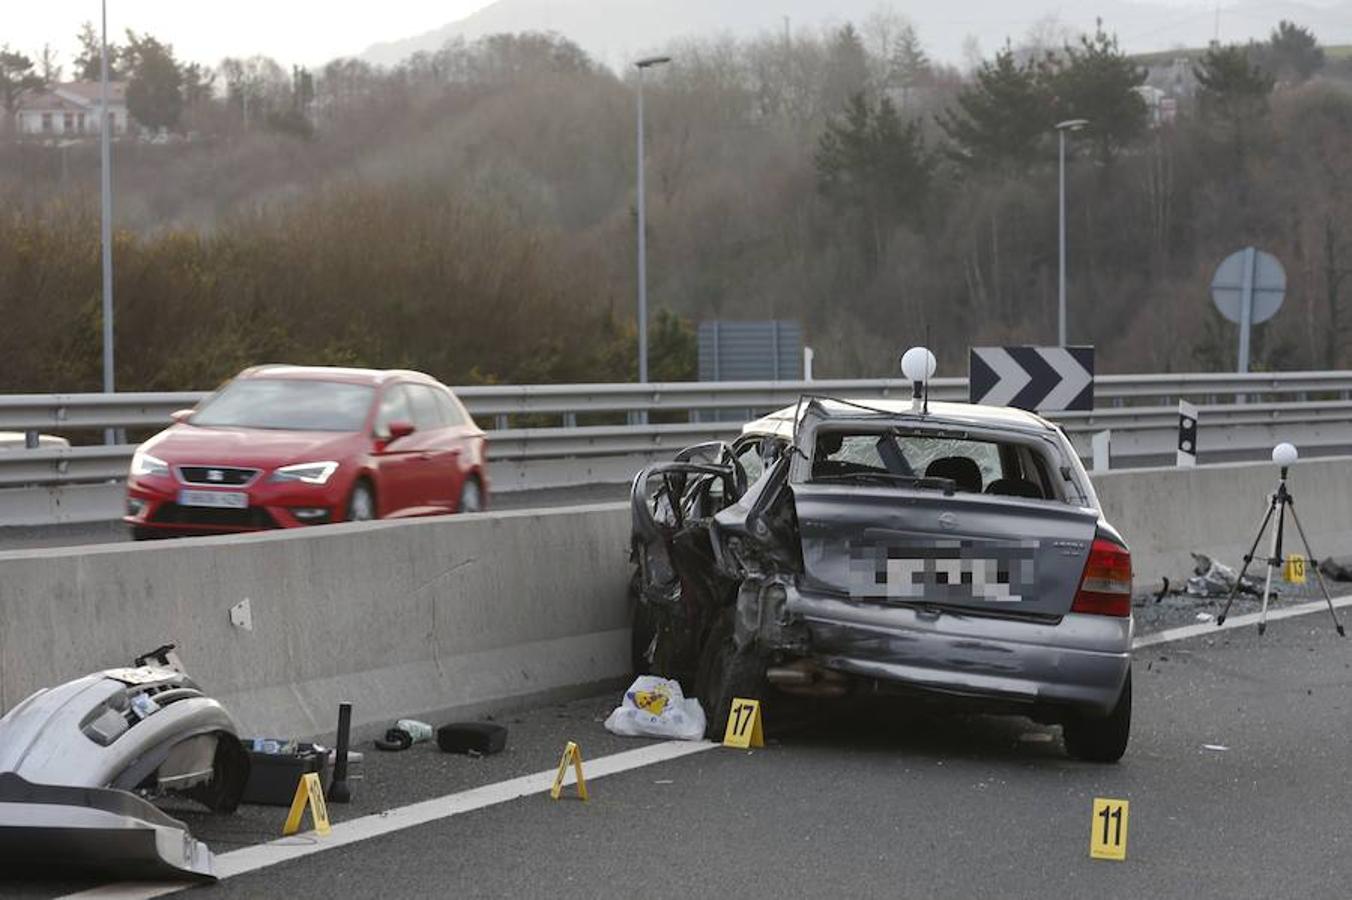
{"left": 1071, "top": 537, "right": 1133, "bottom": 617}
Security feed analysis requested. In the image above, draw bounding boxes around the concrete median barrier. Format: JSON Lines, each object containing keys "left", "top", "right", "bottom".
{"left": 0, "top": 503, "right": 633, "bottom": 739}
{"left": 3, "top": 457, "right": 1351, "bottom": 740}
{"left": 1092, "top": 455, "right": 1352, "bottom": 586}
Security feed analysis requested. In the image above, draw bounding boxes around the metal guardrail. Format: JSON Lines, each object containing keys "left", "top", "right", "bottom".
{"left": 2, "top": 373, "right": 1352, "bottom": 491}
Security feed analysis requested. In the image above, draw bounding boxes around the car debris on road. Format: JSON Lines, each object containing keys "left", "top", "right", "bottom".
{"left": 0, "top": 644, "right": 248, "bottom": 881}
{"left": 1185, "top": 553, "right": 1267, "bottom": 599}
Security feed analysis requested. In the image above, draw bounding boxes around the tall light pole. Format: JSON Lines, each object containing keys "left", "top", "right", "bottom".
{"left": 1056, "top": 118, "right": 1088, "bottom": 347}
{"left": 635, "top": 54, "right": 671, "bottom": 384}
{"left": 100, "top": 0, "right": 116, "bottom": 442}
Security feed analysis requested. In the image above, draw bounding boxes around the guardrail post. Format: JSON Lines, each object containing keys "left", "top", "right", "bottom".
{"left": 563, "top": 412, "right": 577, "bottom": 429}
{"left": 24, "top": 429, "right": 38, "bottom": 449}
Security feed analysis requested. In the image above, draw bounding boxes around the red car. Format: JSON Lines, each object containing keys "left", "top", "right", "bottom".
{"left": 124, "top": 365, "right": 489, "bottom": 539}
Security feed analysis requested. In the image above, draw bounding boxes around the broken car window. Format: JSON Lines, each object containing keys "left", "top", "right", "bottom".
{"left": 810, "top": 429, "right": 1056, "bottom": 501}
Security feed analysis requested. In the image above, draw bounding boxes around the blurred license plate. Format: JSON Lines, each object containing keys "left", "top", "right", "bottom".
{"left": 178, "top": 489, "right": 248, "bottom": 510}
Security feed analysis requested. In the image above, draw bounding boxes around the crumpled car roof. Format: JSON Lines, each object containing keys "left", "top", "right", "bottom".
{"left": 743, "top": 399, "right": 1059, "bottom": 442}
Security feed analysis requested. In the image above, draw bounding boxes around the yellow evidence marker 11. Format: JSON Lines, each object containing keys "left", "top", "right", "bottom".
{"left": 282, "top": 772, "right": 332, "bottom": 837}
{"left": 722, "top": 697, "right": 764, "bottom": 749}
{"left": 1089, "top": 798, "right": 1129, "bottom": 861}
{"left": 1285, "top": 553, "right": 1308, "bottom": 584}
{"left": 550, "top": 740, "right": 589, "bottom": 801}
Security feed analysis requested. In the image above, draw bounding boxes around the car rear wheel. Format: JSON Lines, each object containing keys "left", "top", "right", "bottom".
{"left": 695, "top": 608, "right": 765, "bottom": 740}
{"left": 347, "top": 482, "right": 376, "bottom": 522}
{"left": 458, "top": 477, "right": 483, "bottom": 513}
{"left": 1063, "top": 669, "right": 1131, "bottom": 763}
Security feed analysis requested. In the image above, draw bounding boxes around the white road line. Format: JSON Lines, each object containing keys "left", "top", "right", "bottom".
{"left": 1133, "top": 593, "right": 1352, "bottom": 649}
{"left": 59, "top": 739, "right": 717, "bottom": 900}
{"left": 62, "top": 591, "right": 1352, "bottom": 898}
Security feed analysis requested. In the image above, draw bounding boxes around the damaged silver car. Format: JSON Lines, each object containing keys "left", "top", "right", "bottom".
{"left": 630, "top": 396, "right": 1134, "bottom": 762}
{"left": 0, "top": 645, "right": 249, "bottom": 880}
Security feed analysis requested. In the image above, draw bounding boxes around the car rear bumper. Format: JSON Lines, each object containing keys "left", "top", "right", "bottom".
{"left": 787, "top": 591, "right": 1132, "bottom": 715}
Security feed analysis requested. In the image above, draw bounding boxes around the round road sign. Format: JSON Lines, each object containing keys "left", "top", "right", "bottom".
{"left": 1211, "top": 247, "right": 1285, "bottom": 324}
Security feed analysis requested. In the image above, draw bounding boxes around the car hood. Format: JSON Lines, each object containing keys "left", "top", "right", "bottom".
{"left": 142, "top": 425, "right": 362, "bottom": 469}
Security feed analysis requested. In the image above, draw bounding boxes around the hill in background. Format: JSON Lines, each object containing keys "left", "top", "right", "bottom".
{"left": 362, "top": 0, "right": 1352, "bottom": 68}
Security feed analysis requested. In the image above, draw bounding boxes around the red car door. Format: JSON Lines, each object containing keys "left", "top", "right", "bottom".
{"left": 405, "top": 384, "right": 459, "bottom": 511}
{"left": 371, "top": 384, "right": 422, "bottom": 516}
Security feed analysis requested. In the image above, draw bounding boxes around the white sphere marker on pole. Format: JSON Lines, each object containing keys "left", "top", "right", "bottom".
{"left": 900, "top": 346, "right": 937, "bottom": 412}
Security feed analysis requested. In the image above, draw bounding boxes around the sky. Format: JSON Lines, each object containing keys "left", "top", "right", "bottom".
{"left": 4, "top": 1, "right": 498, "bottom": 69}
{"left": 6, "top": 0, "right": 1349, "bottom": 73}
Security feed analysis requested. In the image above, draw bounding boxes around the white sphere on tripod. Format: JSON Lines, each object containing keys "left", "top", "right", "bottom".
{"left": 1272, "top": 442, "right": 1298, "bottom": 466}
{"left": 900, "top": 347, "right": 937, "bottom": 382}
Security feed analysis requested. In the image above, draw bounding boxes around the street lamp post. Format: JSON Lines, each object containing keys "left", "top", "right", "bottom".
{"left": 1055, "top": 118, "right": 1088, "bottom": 347}
{"left": 635, "top": 55, "right": 671, "bottom": 385}
{"left": 100, "top": 0, "right": 116, "bottom": 442}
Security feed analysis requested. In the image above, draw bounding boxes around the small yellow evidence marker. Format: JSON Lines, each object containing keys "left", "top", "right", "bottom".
{"left": 1090, "top": 797, "right": 1129, "bottom": 861}
{"left": 550, "top": 740, "right": 589, "bottom": 801}
{"left": 282, "top": 772, "right": 332, "bottom": 837}
{"left": 722, "top": 697, "right": 764, "bottom": 749}
{"left": 1285, "top": 553, "right": 1308, "bottom": 584}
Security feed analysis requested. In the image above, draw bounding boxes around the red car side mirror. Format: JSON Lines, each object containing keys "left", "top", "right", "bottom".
{"left": 387, "top": 420, "right": 416, "bottom": 441}
{"left": 170, "top": 409, "right": 194, "bottom": 425}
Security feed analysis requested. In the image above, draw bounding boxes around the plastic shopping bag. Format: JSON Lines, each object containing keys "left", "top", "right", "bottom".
{"left": 603, "top": 675, "right": 706, "bottom": 741}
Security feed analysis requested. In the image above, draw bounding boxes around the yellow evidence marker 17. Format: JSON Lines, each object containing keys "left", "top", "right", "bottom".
{"left": 1285, "top": 553, "right": 1308, "bottom": 584}
{"left": 722, "top": 697, "right": 764, "bottom": 749}
{"left": 1089, "top": 798, "right": 1129, "bottom": 861}
{"left": 282, "top": 772, "right": 332, "bottom": 837}
{"left": 550, "top": 740, "right": 589, "bottom": 801}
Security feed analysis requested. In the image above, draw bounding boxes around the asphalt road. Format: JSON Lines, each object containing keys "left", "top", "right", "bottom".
{"left": 0, "top": 483, "right": 630, "bottom": 552}
{"left": 11, "top": 614, "right": 1352, "bottom": 899}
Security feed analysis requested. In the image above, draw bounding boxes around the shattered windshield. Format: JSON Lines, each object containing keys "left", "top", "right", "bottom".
{"left": 809, "top": 428, "right": 1057, "bottom": 501}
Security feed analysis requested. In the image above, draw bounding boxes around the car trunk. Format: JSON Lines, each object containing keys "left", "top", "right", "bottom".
{"left": 791, "top": 484, "right": 1098, "bottom": 619}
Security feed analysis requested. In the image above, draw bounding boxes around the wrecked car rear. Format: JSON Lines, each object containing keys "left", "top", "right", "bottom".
{"left": 630, "top": 398, "right": 1134, "bottom": 762}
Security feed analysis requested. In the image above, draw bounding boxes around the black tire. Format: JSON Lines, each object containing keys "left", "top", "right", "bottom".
{"left": 1063, "top": 669, "right": 1132, "bottom": 763}
{"left": 695, "top": 608, "right": 766, "bottom": 739}
{"left": 347, "top": 481, "right": 377, "bottom": 522}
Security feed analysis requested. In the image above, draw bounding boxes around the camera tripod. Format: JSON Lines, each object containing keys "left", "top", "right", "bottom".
{"left": 1216, "top": 464, "right": 1345, "bottom": 636}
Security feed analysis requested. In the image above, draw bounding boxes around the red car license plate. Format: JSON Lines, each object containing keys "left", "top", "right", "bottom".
{"left": 178, "top": 489, "right": 248, "bottom": 510}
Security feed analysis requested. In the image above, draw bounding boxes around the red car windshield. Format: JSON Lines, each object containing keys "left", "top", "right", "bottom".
{"left": 191, "top": 379, "right": 374, "bottom": 432}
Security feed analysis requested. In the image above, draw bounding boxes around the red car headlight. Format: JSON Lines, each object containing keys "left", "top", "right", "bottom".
{"left": 130, "top": 449, "right": 169, "bottom": 478}
{"left": 268, "top": 461, "right": 340, "bottom": 485}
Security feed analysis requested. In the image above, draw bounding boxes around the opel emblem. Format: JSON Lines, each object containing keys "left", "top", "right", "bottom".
{"left": 938, "top": 512, "right": 958, "bottom": 531}
{"left": 207, "top": 469, "right": 225, "bottom": 482}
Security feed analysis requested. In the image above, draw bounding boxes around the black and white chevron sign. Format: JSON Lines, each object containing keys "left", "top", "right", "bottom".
{"left": 969, "top": 346, "right": 1095, "bottom": 412}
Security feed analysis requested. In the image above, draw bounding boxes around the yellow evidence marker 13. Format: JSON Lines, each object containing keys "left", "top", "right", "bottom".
{"left": 1285, "top": 553, "right": 1308, "bottom": 584}
{"left": 550, "top": 740, "right": 589, "bottom": 801}
{"left": 1089, "top": 797, "right": 1129, "bottom": 861}
{"left": 282, "top": 772, "right": 332, "bottom": 837}
{"left": 722, "top": 697, "right": 764, "bottom": 749}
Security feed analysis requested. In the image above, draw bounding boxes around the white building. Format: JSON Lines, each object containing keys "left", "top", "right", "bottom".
{"left": 13, "top": 82, "right": 131, "bottom": 138}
